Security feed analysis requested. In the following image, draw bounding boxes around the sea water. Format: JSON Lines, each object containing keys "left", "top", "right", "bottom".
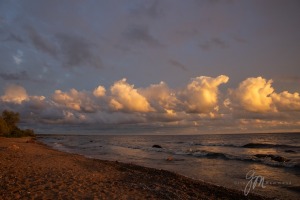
{"left": 38, "top": 133, "right": 300, "bottom": 200}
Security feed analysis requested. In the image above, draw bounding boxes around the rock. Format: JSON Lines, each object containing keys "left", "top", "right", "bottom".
{"left": 272, "top": 156, "right": 290, "bottom": 162}
{"left": 285, "top": 150, "right": 296, "bottom": 153}
{"left": 254, "top": 154, "right": 268, "bottom": 158}
{"left": 166, "top": 157, "right": 173, "bottom": 161}
{"left": 254, "top": 154, "right": 290, "bottom": 162}
{"left": 152, "top": 145, "right": 162, "bottom": 148}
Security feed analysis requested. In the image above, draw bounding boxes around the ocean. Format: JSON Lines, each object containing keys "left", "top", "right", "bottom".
{"left": 38, "top": 133, "right": 300, "bottom": 200}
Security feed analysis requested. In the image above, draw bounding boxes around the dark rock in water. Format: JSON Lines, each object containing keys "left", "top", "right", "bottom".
{"left": 243, "top": 143, "right": 271, "bottom": 148}
{"left": 285, "top": 150, "right": 296, "bottom": 153}
{"left": 254, "top": 154, "right": 269, "bottom": 158}
{"left": 254, "top": 154, "right": 290, "bottom": 162}
{"left": 152, "top": 145, "right": 162, "bottom": 148}
{"left": 272, "top": 156, "right": 290, "bottom": 162}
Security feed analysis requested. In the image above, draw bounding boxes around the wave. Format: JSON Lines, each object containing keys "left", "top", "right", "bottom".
{"left": 188, "top": 150, "right": 299, "bottom": 169}
{"left": 192, "top": 142, "right": 299, "bottom": 149}
{"left": 192, "top": 143, "right": 239, "bottom": 147}
{"left": 242, "top": 143, "right": 299, "bottom": 149}
{"left": 123, "top": 144, "right": 300, "bottom": 169}
{"left": 46, "top": 138, "right": 300, "bottom": 170}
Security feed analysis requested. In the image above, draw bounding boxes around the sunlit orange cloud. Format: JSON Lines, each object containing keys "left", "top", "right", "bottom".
{"left": 1, "top": 84, "right": 29, "bottom": 104}
{"left": 230, "top": 77, "right": 274, "bottom": 113}
{"left": 52, "top": 89, "right": 98, "bottom": 113}
{"left": 109, "top": 78, "right": 154, "bottom": 112}
{"left": 271, "top": 91, "right": 300, "bottom": 111}
{"left": 0, "top": 75, "right": 300, "bottom": 133}
{"left": 181, "top": 75, "right": 229, "bottom": 113}
{"left": 93, "top": 85, "right": 106, "bottom": 98}
{"left": 140, "top": 81, "right": 179, "bottom": 112}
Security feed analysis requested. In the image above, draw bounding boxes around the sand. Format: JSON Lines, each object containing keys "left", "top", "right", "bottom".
{"left": 0, "top": 137, "right": 273, "bottom": 200}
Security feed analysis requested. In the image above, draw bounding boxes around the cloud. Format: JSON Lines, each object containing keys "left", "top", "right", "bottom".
{"left": 27, "top": 26, "right": 57, "bottom": 57}
{"left": 109, "top": 78, "right": 153, "bottom": 112}
{"left": 181, "top": 75, "right": 229, "bottom": 113}
{"left": 0, "top": 84, "right": 29, "bottom": 104}
{"left": 271, "top": 91, "right": 300, "bottom": 111}
{"left": 129, "top": 0, "right": 163, "bottom": 18}
{"left": 12, "top": 50, "right": 23, "bottom": 65}
{"left": 169, "top": 59, "right": 188, "bottom": 71}
{"left": 230, "top": 77, "right": 274, "bottom": 112}
{"left": 93, "top": 85, "right": 106, "bottom": 98}
{"left": 2, "top": 32, "right": 24, "bottom": 43}
{"left": 56, "top": 33, "right": 102, "bottom": 68}
{"left": 52, "top": 89, "right": 97, "bottom": 113}
{"left": 0, "top": 75, "right": 299, "bottom": 132}
{"left": 26, "top": 26, "right": 101, "bottom": 69}
{"left": 140, "top": 81, "right": 179, "bottom": 112}
{"left": 0, "top": 71, "right": 29, "bottom": 81}
{"left": 199, "top": 37, "right": 228, "bottom": 50}
{"left": 274, "top": 75, "right": 300, "bottom": 83}
{"left": 123, "top": 24, "right": 162, "bottom": 47}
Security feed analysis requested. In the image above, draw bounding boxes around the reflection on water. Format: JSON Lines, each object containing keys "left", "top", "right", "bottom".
{"left": 39, "top": 133, "right": 300, "bottom": 200}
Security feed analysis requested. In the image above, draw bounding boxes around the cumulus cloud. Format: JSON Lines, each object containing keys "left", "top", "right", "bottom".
{"left": 1, "top": 84, "right": 29, "bottom": 104}
{"left": 231, "top": 77, "right": 274, "bottom": 112}
{"left": 181, "top": 75, "right": 229, "bottom": 113}
{"left": 52, "top": 89, "right": 97, "bottom": 113}
{"left": 140, "top": 81, "right": 179, "bottom": 113}
{"left": 93, "top": 85, "right": 106, "bottom": 98}
{"left": 271, "top": 91, "right": 300, "bottom": 111}
{"left": 109, "top": 78, "right": 153, "bottom": 112}
{"left": 1, "top": 75, "right": 299, "bottom": 132}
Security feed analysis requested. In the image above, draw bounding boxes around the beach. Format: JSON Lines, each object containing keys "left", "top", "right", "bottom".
{"left": 0, "top": 137, "right": 272, "bottom": 199}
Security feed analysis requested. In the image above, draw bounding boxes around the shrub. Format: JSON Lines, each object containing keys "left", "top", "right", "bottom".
{"left": 0, "top": 110, "right": 35, "bottom": 137}
{"left": 0, "top": 118, "right": 10, "bottom": 136}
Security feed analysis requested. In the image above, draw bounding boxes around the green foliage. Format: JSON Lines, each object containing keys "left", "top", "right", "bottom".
{"left": 0, "top": 110, "right": 35, "bottom": 137}
{"left": 0, "top": 118, "right": 10, "bottom": 136}
{"left": 2, "top": 110, "right": 20, "bottom": 129}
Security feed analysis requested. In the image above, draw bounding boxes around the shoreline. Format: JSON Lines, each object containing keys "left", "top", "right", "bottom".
{"left": 0, "top": 137, "right": 273, "bottom": 199}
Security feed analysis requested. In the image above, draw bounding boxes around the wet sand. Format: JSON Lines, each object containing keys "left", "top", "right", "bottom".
{"left": 0, "top": 137, "right": 273, "bottom": 199}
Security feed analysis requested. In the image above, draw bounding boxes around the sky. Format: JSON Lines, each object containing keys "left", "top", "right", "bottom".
{"left": 0, "top": 0, "right": 300, "bottom": 134}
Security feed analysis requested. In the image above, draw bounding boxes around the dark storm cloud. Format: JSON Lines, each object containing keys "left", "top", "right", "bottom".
{"left": 199, "top": 37, "right": 228, "bottom": 50}
{"left": 0, "top": 25, "right": 24, "bottom": 43}
{"left": 232, "top": 35, "right": 247, "bottom": 44}
{"left": 0, "top": 71, "right": 29, "bottom": 81}
{"left": 169, "top": 59, "right": 188, "bottom": 71}
{"left": 123, "top": 24, "right": 162, "bottom": 47}
{"left": 26, "top": 26, "right": 57, "bottom": 57}
{"left": 3, "top": 32, "right": 24, "bottom": 43}
{"left": 129, "top": 0, "right": 163, "bottom": 18}
{"left": 0, "top": 70, "right": 48, "bottom": 84}
{"left": 56, "top": 33, "right": 102, "bottom": 69}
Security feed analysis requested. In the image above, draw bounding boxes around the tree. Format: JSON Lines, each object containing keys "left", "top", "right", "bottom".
{"left": 2, "top": 110, "right": 20, "bottom": 129}
{"left": 0, "top": 110, "right": 35, "bottom": 137}
{"left": 0, "top": 117, "right": 9, "bottom": 136}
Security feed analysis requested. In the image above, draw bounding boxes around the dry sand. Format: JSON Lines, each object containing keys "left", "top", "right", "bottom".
{"left": 0, "top": 137, "right": 273, "bottom": 200}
